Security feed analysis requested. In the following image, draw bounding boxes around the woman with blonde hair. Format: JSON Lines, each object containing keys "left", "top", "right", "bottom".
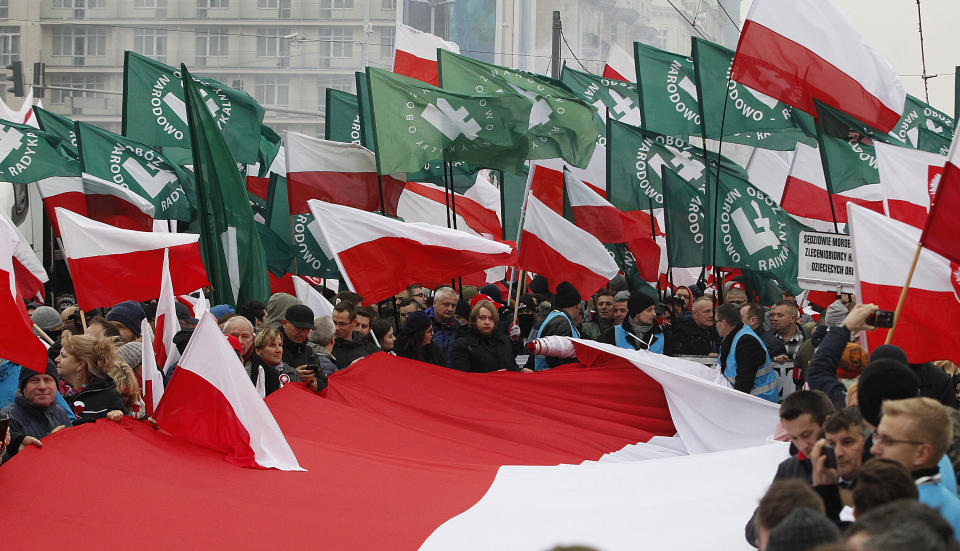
{"left": 55, "top": 331, "right": 126, "bottom": 423}
{"left": 450, "top": 300, "right": 522, "bottom": 373}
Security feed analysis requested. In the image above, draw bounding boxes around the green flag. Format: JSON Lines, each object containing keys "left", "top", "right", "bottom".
{"left": 258, "top": 172, "right": 296, "bottom": 278}
{"left": 365, "top": 67, "right": 532, "bottom": 174}
{"left": 606, "top": 243, "right": 658, "bottom": 299}
{"left": 355, "top": 71, "right": 377, "bottom": 151}
{"left": 661, "top": 166, "right": 709, "bottom": 268}
{"left": 917, "top": 126, "right": 951, "bottom": 156}
{"left": 889, "top": 94, "right": 955, "bottom": 150}
{"left": 690, "top": 37, "right": 813, "bottom": 151}
{"left": 33, "top": 107, "right": 79, "bottom": 159}
{"left": 559, "top": 64, "right": 641, "bottom": 127}
{"left": 0, "top": 121, "right": 79, "bottom": 183}
{"left": 181, "top": 64, "right": 269, "bottom": 307}
{"left": 269, "top": 173, "right": 340, "bottom": 279}
{"left": 123, "top": 52, "right": 265, "bottom": 164}
{"left": 325, "top": 88, "right": 363, "bottom": 145}
{"left": 437, "top": 50, "right": 601, "bottom": 167}
{"left": 75, "top": 122, "right": 195, "bottom": 221}
{"left": 814, "top": 102, "right": 882, "bottom": 195}
{"left": 634, "top": 42, "right": 701, "bottom": 137}
{"left": 714, "top": 170, "right": 807, "bottom": 294}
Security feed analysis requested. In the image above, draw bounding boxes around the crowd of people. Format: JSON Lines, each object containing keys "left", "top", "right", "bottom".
{"left": 3, "top": 274, "right": 960, "bottom": 549}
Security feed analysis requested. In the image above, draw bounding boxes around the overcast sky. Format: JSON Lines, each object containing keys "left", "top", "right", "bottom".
{"left": 739, "top": 0, "right": 957, "bottom": 114}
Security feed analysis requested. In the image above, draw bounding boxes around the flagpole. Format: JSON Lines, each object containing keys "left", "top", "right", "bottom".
{"left": 884, "top": 243, "right": 923, "bottom": 344}
{"left": 496, "top": 169, "right": 507, "bottom": 240}
{"left": 508, "top": 168, "right": 535, "bottom": 302}
{"left": 649, "top": 196, "right": 660, "bottom": 298}
{"left": 79, "top": 309, "right": 88, "bottom": 332}
{"left": 376, "top": 173, "right": 386, "bottom": 216}
{"left": 33, "top": 324, "right": 54, "bottom": 345}
{"left": 812, "top": 102, "right": 842, "bottom": 233}
{"left": 512, "top": 270, "right": 526, "bottom": 326}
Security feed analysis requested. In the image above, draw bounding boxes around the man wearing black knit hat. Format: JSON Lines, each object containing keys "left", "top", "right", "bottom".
{"left": 1, "top": 361, "right": 71, "bottom": 463}
{"left": 532, "top": 281, "right": 582, "bottom": 371}
{"left": 601, "top": 292, "right": 667, "bottom": 354}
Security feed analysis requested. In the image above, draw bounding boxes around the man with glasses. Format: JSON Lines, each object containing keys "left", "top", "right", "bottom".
{"left": 331, "top": 301, "right": 379, "bottom": 370}
{"left": 870, "top": 397, "right": 960, "bottom": 538}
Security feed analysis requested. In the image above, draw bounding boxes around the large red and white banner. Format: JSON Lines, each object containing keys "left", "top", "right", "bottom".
{"left": 39, "top": 174, "right": 155, "bottom": 235}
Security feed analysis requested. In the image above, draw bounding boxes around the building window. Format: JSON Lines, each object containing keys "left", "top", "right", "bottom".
{"left": 317, "top": 75, "right": 353, "bottom": 113}
{"left": 254, "top": 75, "right": 289, "bottom": 106}
{"left": 0, "top": 0, "right": 8, "bottom": 19}
{"left": 52, "top": 28, "right": 106, "bottom": 57}
{"left": 134, "top": 0, "right": 167, "bottom": 6}
{"left": 0, "top": 26, "right": 18, "bottom": 66}
{"left": 382, "top": 0, "right": 396, "bottom": 9}
{"left": 656, "top": 29, "right": 668, "bottom": 50}
{"left": 319, "top": 27, "right": 353, "bottom": 60}
{"left": 49, "top": 74, "right": 104, "bottom": 105}
{"left": 321, "top": 0, "right": 354, "bottom": 8}
{"left": 196, "top": 27, "right": 228, "bottom": 64}
{"left": 53, "top": 0, "right": 105, "bottom": 7}
{"left": 378, "top": 27, "right": 394, "bottom": 59}
{"left": 257, "top": 27, "right": 290, "bottom": 65}
{"left": 134, "top": 28, "right": 167, "bottom": 61}
{"left": 198, "top": 0, "right": 228, "bottom": 7}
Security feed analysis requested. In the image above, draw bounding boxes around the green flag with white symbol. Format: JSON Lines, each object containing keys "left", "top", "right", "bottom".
{"left": 365, "top": 67, "right": 532, "bottom": 174}
{"left": 325, "top": 89, "right": 363, "bottom": 145}
{"left": 560, "top": 64, "right": 642, "bottom": 127}
{"left": 355, "top": 71, "right": 377, "bottom": 151}
{"left": 181, "top": 64, "right": 269, "bottom": 307}
{"left": 661, "top": 167, "right": 709, "bottom": 268}
{"left": 917, "top": 126, "right": 951, "bottom": 156}
{"left": 0, "top": 120, "right": 79, "bottom": 183}
{"left": 889, "top": 95, "right": 955, "bottom": 152}
{"left": 714, "top": 170, "right": 807, "bottom": 295}
{"left": 265, "top": 173, "right": 340, "bottom": 279}
{"left": 437, "top": 50, "right": 600, "bottom": 168}
{"left": 690, "top": 38, "right": 814, "bottom": 151}
{"left": 634, "top": 42, "right": 701, "bottom": 137}
{"left": 33, "top": 107, "right": 79, "bottom": 159}
{"left": 123, "top": 52, "right": 265, "bottom": 164}
{"left": 606, "top": 243, "right": 658, "bottom": 299}
{"left": 75, "top": 122, "right": 195, "bottom": 222}
{"left": 814, "top": 102, "right": 883, "bottom": 195}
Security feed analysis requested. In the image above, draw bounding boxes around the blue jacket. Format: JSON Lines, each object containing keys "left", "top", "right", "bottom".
{"left": 534, "top": 310, "right": 579, "bottom": 371}
{"left": 721, "top": 324, "right": 777, "bottom": 402}
{"left": 426, "top": 307, "right": 461, "bottom": 368}
{"left": 0, "top": 361, "right": 76, "bottom": 422}
{"left": 917, "top": 476, "right": 960, "bottom": 540}
{"left": 614, "top": 324, "right": 664, "bottom": 354}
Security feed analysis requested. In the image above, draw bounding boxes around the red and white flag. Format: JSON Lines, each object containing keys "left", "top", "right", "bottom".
{"left": 397, "top": 181, "right": 502, "bottom": 240}
{"left": 292, "top": 275, "right": 334, "bottom": 319}
{"left": 39, "top": 174, "right": 155, "bottom": 235}
{"left": 849, "top": 204, "right": 960, "bottom": 364}
{"left": 781, "top": 143, "right": 884, "bottom": 225}
{"left": 0, "top": 211, "right": 48, "bottom": 301}
{"left": 155, "top": 311, "right": 303, "bottom": 470}
{"left": 527, "top": 149, "right": 607, "bottom": 217}
{"left": 139, "top": 319, "right": 164, "bottom": 417}
{"left": 731, "top": 0, "right": 906, "bottom": 132}
{"left": 245, "top": 144, "right": 285, "bottom": 206}
{"left": 518, "top": 194, "right": 620, "bottom": 300}
{"left": 307, "top": 199, "right": 515, "bottom": 304}
{"left": 55, "top": 208, "right": 209, "bottom": 311}
{"left": 0, "top": 214, "right": 47, "bottom": 372}
{"left": 564, "top": 169, "right": 659, "bottom": 281}
{"left": 392, "top": 23, "right": 460, "bottom": 86}
{"left": 876, "top": 140, "right": 946, "bottom": 229}
{"left": 603, "top": 43, "right": 636, "bottom": 83}
{"left": 285, "top": 131, "right": 405, "bottom": 216}
{"left": 154, "top": 248, "right": 181, "bottom": 375}
{"left": 920, "top": 132, "right": 960, "bottom": 264}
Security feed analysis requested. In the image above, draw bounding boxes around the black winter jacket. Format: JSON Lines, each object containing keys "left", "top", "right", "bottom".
{"left": 332, "top": 332, "right": 380, "bottom": 370}
{"left": 450, "top": 329, "right": 521, "bottom": 373}
{"left": 66, "top": 376, "right": 125, "bottom": 425}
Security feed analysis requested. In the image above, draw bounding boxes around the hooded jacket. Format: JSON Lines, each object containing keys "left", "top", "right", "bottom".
{"left": 264, "top": 293, "right": 302, "bottom": 330}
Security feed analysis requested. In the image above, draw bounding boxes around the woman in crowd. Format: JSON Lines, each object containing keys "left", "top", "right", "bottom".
{"left": 247, "top": 327, "right": 297, "bottom": 396}
{"left": 393, "top": 311, "right": 444, "bottom": 366}
{"left": 55, "top": 332, "right": 126, "bottom": 423}
{"left": 372, "top": 319, "right": 396, "bottom": 354}
{"left": 451, "top": 300, "right": 521, "bottom": 373}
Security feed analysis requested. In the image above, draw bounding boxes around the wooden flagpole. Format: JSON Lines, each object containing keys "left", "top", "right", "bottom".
{"left": 884, "top": 243, "right": 923, "bottom": 344}
{"left": 33, "top": 324, "right": 55, "bottom": 345}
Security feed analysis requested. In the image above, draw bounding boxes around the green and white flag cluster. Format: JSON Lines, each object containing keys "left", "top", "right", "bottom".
{"left": 560, "top": 65, "right": 641, "bottom": 127}
{"left": 0, "top": 120, "right": 78, "bottom": 182}
{"left": 634, "top": 42, "right": 701, "bottom": 137}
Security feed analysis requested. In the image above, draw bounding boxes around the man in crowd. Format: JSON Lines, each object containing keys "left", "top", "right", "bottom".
{"left": 753, "top": 479, "right": 836, "bottom": 551}
{"left": 331, "top": 301, "right": 379, "bottom": 370}
{"left": 533, "top": 281, "right": 582, "bottom": 371}
{"left": 397, "top": 298, "right": 421, "bottom": 324}
{"left": 308, "top": 316, "right": 339, "bottom": 377}
{"left": 580, "top": 290, "right": 615, "bottom": 341}
{"left": 1, "top": 361, "right": 71, "bottom": 462}
{"left": 668, "top": 296, "right": 718, "bottom": 356}
{"left": 426, "top": 286, "right": 460, "bottom": 367}
{"left": 741, "top": 302, "right": 784, "bottom": 357}
{"left": 768, "top": 300, "right": 810, "bottom": 363}
{"left": 612, "top": 290, "right": 629, "bottom": 326}
{"left": 716, "top": 303, "right": 776, "bottom": 401}
{"left": 355, "top": 306, "right": 376, "bottom": 343}
{"left": 604, "top": 292, "right": 666, "bottom": 353}
{"left": 106, "top": 300, "right": 146, "bottom": 343}
{"left": 871, "top": 397, "right": 960, "bottom": 537}
{"left": 280, "top": 304, "right": 318, "bottom": 369}
{"left": 223, "top": 315, "right": 255, "bottom": 364}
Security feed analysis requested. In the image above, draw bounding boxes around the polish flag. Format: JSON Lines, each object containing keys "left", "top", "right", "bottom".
{"left": 603, "top": 43, "right": 636, "bottom": 83}
{"left": 519, "top": 194, "right": 620, "bottom": 299}
{"left": 307, "top": 199, "right": 515, "bottom": 304}
{"left": 781, "top": 143, "right": 884, "bottom": 224}
{"left": 564, "top": 169, "right": 659, "bottom": 281}
{"left": 392, "top": 23, "right": 460, "bottom": 86}
{"left": 745, "top": 147, "right": 838, "bottom": 232}
{"left": 18, "top": 87, "right": 38, "bottom": 128}
{"left": 0, "top": 211, "right": 48, "bottom": 301}
{"left": 876, "top": 141, "right": 946, "bottom": 229}
{"left": 155, "top": 310, "right": 303, "bottom": 470}
{"left": 397, "top": 181, "right": 502, "bottom": 240}
{"left": 139, "top": 319, "right": 164, "bottom": 417}
{"left": 849, "top": 204, "right": 960, "bottom": 363}
{"left": 731, "top": 0, "right": 906, "bottom": 132}
{"left": 0, "top": 214, "right": 48, "bottom": 372}
{"left": 292, "top": 275, "right": 334, "bottom": 318}
{"left": 38, "top": 174, "right": 155, "bottom": 235}
{"left": 154, "top": 248, "right": 182, "bottom": 375}
{"left": 55, "top": 208, "right": 209, "bottom": 311}
{"left": 920, "top": 132, "right": 960, "bottom": 265}
{"left": 245, "top": 145, "right": 284, "bottom": 204}
{"left": 527, "top": 148, "right": 607, "bottom": 216}
{"left": 284, "top": 131, "right": 405, "bottom": 216}
{"left": 177, "top": 292, "right": 211, "bottom": 320}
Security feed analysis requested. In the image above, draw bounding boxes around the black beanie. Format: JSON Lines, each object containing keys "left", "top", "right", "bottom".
{"left": 528, "top": 275, "right": 550, "bottom": 297}
{"left": 553, "top": 281, "right": 581, "bottom": 309}
{"left": 18, "top": 359, "right": 59, "bottom": 393}
{"left": 869, "top": 344, "right": 909, "bottom": 366}
{"left": 857, "top": 359, "right": 919, "bottom": 426}
{"left": 627, "top": 293, "right": 656, "bottom": 319}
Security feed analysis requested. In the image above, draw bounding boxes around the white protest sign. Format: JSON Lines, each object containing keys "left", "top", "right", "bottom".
{"left": 797, "top": 231, "right": 856, "bottom": 292}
